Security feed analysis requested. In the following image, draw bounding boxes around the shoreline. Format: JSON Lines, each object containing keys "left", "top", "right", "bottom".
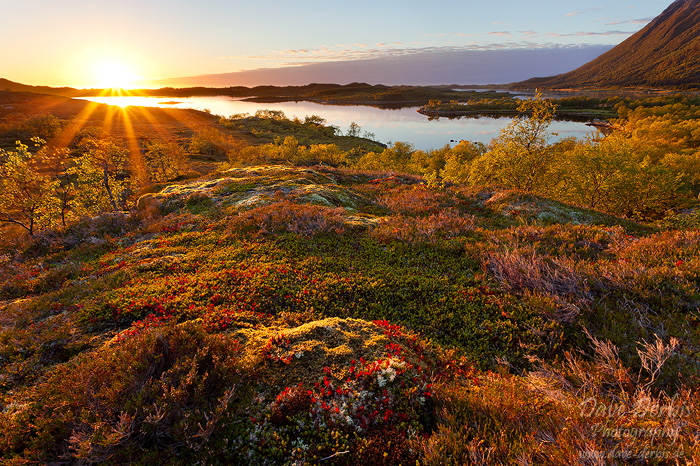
{"left": 417, "top": 107, "right": 617, "bottom": 119}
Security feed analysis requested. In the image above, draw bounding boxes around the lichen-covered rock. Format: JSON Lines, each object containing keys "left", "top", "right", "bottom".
{"left": 148, "top": 164, "right": 375, "bottom": 220}
{"left": 136, "top": 193, "right": 163, "bottom": 212}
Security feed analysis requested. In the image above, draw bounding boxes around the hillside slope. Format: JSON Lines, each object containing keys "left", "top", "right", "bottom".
{"left": 1, "top": 163, "right": 699, "bottom": 464}
{"left": 518, "top": 0, "right": 700, "bottom": 89}
{"left": 0, "top": 78, "right": 84, "bottom": 97}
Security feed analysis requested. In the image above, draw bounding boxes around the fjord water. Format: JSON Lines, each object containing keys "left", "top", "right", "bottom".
{"left": 78, "top": 95, "right": 595, "bottom": 150}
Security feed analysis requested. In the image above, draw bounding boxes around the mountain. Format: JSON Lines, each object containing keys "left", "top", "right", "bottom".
{"left": 518, "top": 0, "right": 700, "bottom": 90}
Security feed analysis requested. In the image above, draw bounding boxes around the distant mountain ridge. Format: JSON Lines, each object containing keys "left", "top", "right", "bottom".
{"left": 518, "top": 0, "right": 700, "bottom": 90}
{"left": 0, "top": 78, "right": 82, "bottom": 96}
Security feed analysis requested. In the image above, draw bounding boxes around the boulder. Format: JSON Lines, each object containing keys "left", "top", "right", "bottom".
{"left": 136, "top": 193, "right": 163, "bottom": 212}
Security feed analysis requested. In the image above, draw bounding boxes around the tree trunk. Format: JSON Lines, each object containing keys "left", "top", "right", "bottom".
{"left": 103, "top": 168, "right": 119, "bottom": 211}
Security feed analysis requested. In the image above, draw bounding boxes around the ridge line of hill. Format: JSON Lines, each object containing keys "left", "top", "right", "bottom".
{"left": 515, "top": 0, "right": 700, "bottom": 90}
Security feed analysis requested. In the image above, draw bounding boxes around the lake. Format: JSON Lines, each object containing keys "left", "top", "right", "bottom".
{"left": 76, "top": 95, "right": 597, "bottom": 151}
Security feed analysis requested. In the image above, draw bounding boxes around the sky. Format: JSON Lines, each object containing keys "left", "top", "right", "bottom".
{"left": 1, "top": 0, "right": 674, "bottom": 88}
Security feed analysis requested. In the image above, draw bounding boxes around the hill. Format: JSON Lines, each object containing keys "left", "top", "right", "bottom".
{"left": 1, "top": 162, "right": 699, "bottom": 463}
{"left": 0, "top": 79, "right": 512, "bottom": 108}
{"left": 0, "top": 78, "right": 86, "bottom": 97}
{"left": 1, "top": 91, "right": 699, "bottom": 464}
{"left": 518, "top": 0, "right": 700, "bottom": 90}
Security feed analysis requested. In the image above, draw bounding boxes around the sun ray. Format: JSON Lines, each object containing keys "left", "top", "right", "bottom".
{"left": 151, "top": 104, "right": 216, "bottom": 131}
{"left": 14, "top": 97, "right": 71, "bottom": 118}
{"left": 49, "top": 100, "right": 103, "bottom": 148}
{"left": 101, "top": 103, "right": 118, "bottom": 136}
{"left": 130, "top": 105, "right": 181, "bottom": 142}
{"left": 7, "top": 94, "right": 97, "bottom": 130}
{"left": 119, "top": 106, "right": 149, "bottom": 187}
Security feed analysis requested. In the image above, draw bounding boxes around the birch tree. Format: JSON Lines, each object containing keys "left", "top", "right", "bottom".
{"left": 0, "top": 141, "right": 58, "bottom": 235}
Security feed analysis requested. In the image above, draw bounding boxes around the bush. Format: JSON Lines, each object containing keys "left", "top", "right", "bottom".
{"left": 6, "top": 114, "right": 63, "bottom": 142}
{"left": 230, "top": 201, "right": 347, "bottom": 237}
{"left": 371, "top": 209, "right": 476, "bottom": 244}
{"left": 188, "top": 129, "right": 232, "bottom": 159}
{"left": 0, "top": 322, "right": 246, "bottom": 463}
{"left": 185, "top": 192, "right": 215, "bottom": 214}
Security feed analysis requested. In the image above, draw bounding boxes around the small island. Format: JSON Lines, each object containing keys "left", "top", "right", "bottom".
{"left": 417, "top": 94, "right": 622, "bottom": 119}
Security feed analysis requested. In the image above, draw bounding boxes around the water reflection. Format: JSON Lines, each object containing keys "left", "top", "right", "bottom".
{"left": 76, "top": 95, "right": 597, "bottom": 151}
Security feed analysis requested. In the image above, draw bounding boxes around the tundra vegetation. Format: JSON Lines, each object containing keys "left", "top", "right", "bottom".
{"left": 0, "top": 91, "right": 699, "bottom": 464}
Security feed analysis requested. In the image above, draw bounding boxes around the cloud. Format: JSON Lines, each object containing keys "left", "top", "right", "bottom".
{"left": 489, "top": 31, "right": 512, "bottom": 37}
{"left": 423, "top": 32, "right": 476, "bottom": 38}
{"left": 221, "top": 41, "right": 615, "bottom": 66}
{"left": 161, "top": 44, "right": 616, "bottom": 88}
{"left": 605, "top": 17, "right": 653, "bottom": 26}
{"left": 566, "top": 7, "right": 605, "bottom": 16}
{"left": 546, "top": 30, "right": 635, "bottom": 37}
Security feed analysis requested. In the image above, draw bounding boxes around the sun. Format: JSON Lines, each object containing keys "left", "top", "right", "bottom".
{"left": 93, "top": 58, "right": 141, "bottom": 89}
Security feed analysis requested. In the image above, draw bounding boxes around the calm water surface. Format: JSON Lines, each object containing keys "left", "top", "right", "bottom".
{"left": 77, "top": 95, "right": 596, "bottom": 151}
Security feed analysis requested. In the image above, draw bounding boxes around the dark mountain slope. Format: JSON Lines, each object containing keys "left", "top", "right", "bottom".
{"left": 518, "top": 0, "right": 700, "bottom": 89}
{"left": 0, "top": 78, "right": 82, "bottom": 96}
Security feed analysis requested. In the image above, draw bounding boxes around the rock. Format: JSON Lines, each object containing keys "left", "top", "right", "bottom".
{"left": 137, "top": 193, "right": 163, "bottom": 212}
